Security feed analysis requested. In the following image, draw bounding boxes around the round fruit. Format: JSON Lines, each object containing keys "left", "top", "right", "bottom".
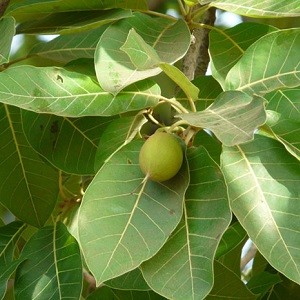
{"left": 139, "top": 131, "right": 183, "bottom": 182}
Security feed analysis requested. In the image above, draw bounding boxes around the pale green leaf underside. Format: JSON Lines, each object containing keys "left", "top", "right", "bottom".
{"left": 0, "top": 17, "right": 15, "bottom": 64}
{"left": 221, "top": 135, "right": 300, "bottom": 284}
{"left": 30, "top": 26, "right": 107, "bottom": 63}
{"left": 95, "top": 12, "right": 190, "bottom": 94}
{"left": 121, "top": 28, "right": 161, "bottom": 70}
{"left": 225, "top": 29, "right": 300, "bottom": 95}
{"left": 15, "top": 222, "right": 82, "bottom": 300}
{"left": 209, "top": 22, "right": 277, "bottom": 89}
{"left": 0, "top": 105, "right": 59, "bottom": 227}
{"left": 142, "top": 147, "right": 231, "bottom": 300}
{"left": 205, "top": 0, "right": 300, "bottom": 17}
{"left": 78, "top": 140, "right": 189, "bottom": 284}
{"left": 178, "top": 91, "right": 266, "bottom": 146}
{"left": 0, "top": 66, "right": 160, "bottom": 117}
{"left": 265, "top": 88, "right": 300, "bottom": 160}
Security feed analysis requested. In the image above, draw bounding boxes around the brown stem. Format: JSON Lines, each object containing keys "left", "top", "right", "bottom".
{"left": 182, "top": 6, "right": 216, "bottom": 80}
{"left": 0, "top": 0, "right": 10, "bottom": 18}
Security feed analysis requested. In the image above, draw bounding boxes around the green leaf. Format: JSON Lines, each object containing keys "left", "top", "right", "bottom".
{"left": 141, "top": 146, "right": 231, "bottom": 300}
{"left": 221, "top": 135, "right": 300, "bottom": 284}
{"left": 121, "top": 28, "right": 161, "bottom": 70}
{"left": 0, "top": 221, "right": 26, "bottom": 299}
{"left": 225, "top": 29, "right": 300, "bottom": 95}
{"left": 105, "top": 268, "right": 150, "bottom": 291}
{"left": 264, "top": 275, "right": 300, "bottom": 299}
{"left": 94, "top": 115, "right": 147, "bottom": 171}
{"left": 247, "top": 272, "right": 282, "bottom": 298}
{"left": 0, "top": 17, "right": 15, "bottom": 64}
{"left": 119, "top": 30, "right": 199, "bottom": 102}
{"left": 215, "top": 221, "right": 247, "bottom": 259}
{"left": 17, "top": 9, "right": 131, "bottom": 34}
{"left": 87, "top": 286, "right": 166, "bottom": 300}
{"left": 177, "top": 76, "right": 223, "bottom": 111}
{"left": 178, "top": 91, "right": 266, "bottom": 146}
{"left": 265, "top": 88, "right": 300, "bottom": 160}
{"left": 159, "top": 63, "right": 199, "bottom": 101}
{"left": 5, "top": 0, "right": 147, "bottom": 22}
{"left": 30, "top": 26, "right": 107, "bottom": 63}
{"left": 15, "top": 222, "right": 82, "bottom": 300}
{"left": 205, "top": 0, "right": 300, "bottom": 17}
{"left": 95, "top": 12, "right": 190, "bottom": 94}
{"left": 78, "top": 140, "right": 189, "bottom": 284}
{"left": 0, "top": 105, "right": 59, "bottom": 227}
{"left": 206, "top": 260, "right": 256, "bottom": 299}
{"left": 22, "top": 111, "right": 115, "bottom": 175}
{"left": 193, "top": 130, "right": 222, "bottom": 164}
{"left": 209, "top": 23, "right": 277, "bottom": 89}
{"left": 0, "top": 66, "right": 160, "bottom": 117}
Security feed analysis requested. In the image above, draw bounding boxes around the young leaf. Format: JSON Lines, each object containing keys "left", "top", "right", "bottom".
{"left": 0, "top": 66, "right": 161, "bottom": 117}
{"left": 121, "top": 28, "right": 161, "bottom": 70}
{"left": 78, "top": 140, "right": 189, "bottom": 284}
{"left": 225, "top": 29, "right": 300, "bottom": 95}
{"left": 0, "top": 17, "right": 15, "bottom": 64}
{"left": 159, "top": 63, "right": 199, "bottom": 101}
{"left": 178, "top": 91, "right": 266, "bottom": 146}
{"left": 95, "top": 12, "right": 190, "bottom": 94}
{"left": 206, "top": 0, "right": 300, "bottom": 17}
{"left": 0, "top": 105, "right": 59, "bottom": 227}
{"left": 209, "top": 23, "right": 277, "bottom": 88}
{"left": 21, "top": 110, "right": 115, "bottom": 175}
{"left": 265, "top": 88, "right": 300, "bottom": 160}
{"left": 17, "top": 9, "right": 131, "bottom": 35}
{"left": 221, "top": 135, "right": 300, "bottom": 284}
{"left": 141, "top": 146, "right": 231, "bottom": 300}
{"left": 0, "top": 221, "right": 26, "bottom": 299}
{"left": 14, "top": 222, "right": 82, "bottom": 300}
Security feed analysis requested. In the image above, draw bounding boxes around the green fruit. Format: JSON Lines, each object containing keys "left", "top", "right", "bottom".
{"left": 139, "top": 131, "right": 183, "bottom": 182}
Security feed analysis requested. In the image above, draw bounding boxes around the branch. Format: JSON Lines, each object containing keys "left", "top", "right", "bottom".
{"left": 0, "top": 0, "right": 10, "bottom": 18}
{"left": 182, "top": 7, "right": 216, "bottom": 80}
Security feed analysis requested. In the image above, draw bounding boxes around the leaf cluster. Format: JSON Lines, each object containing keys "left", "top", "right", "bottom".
{"left": 0, "top": 0, "right": 299, "bottom": 299}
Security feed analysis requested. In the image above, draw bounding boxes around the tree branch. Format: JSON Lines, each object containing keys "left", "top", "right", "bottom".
{"left": 182, "top": 7, "right": 216, "bottom": 80}
{"left": 0, "top": 0, "right": 10, "bottom": 18}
